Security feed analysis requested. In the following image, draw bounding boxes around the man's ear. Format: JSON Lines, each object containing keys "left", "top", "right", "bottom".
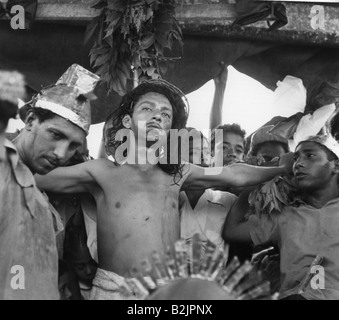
{"left": 122, "top": 115, "right": 132, "bottom": 129}
{"left": 25, "top": 111, "right": 37, "bottom": 130}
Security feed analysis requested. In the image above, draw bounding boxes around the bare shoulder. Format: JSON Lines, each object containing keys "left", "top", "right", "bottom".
{"left": 85, "top": 158, "right": 119, "bottom": 175}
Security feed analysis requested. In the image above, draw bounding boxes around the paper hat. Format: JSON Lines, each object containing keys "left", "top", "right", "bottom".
{"left": 20, "top": 64, "right": 100, "bottom": 135}
{"left": 297, "top": 134, "right": 339, "bottom": 159}
{"left": 250, "top": 125, "right": 288, "bottom": 151}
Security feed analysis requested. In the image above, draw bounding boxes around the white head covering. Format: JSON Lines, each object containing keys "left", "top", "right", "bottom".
{"left": 297, "top": 134, "right": 339, "bottom": 159}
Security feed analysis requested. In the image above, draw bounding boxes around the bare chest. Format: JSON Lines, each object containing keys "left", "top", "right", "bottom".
{"left": 95, "top": 166, "right": 182, "bottom": 217}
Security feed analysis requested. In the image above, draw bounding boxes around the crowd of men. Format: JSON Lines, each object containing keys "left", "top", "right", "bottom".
{"left": 1, "top": 64, "right": 339, "bottom": 300}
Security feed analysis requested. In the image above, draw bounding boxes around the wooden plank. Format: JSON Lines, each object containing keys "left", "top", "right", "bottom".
{"left": 176, "top": 1, "right": 339, "bottom": 47}
{"left": 0, "top": 0, "right": 100, "bottom": 20}
{"left": 0, "top": 0, "right": 339, "bottom": 46}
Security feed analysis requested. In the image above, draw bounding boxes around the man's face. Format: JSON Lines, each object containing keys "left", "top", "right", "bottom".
{"left": 128, "top": 92, "right": 173, "bottom": 141}
{"left": 256, "top": 142, "right": 287, "bottom": 163}
{"left": 24, "top": 114, "right": 85, "bottom": 174}
{"left": 71, "top": 255, "right": 97, "bottom": 286}
{"left": 214, "top": 132, "right": 244, "bottom": 166}
{"left": 293, "top": 142, "right": 337, "bottom": 191}
{"left": 186, "top": 129, "right": 210, "bottom": 166}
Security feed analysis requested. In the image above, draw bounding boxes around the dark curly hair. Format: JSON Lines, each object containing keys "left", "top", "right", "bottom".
{"left": 210, "top": 123, "right": 246, "bottom": 151}
{"left": 104, "top": 80, "right": 189, "bottom": 182}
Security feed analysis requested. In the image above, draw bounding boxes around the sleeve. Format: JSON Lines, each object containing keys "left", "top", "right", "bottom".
{"left": 248, "top": 213, "right": 280, "bottom": 247}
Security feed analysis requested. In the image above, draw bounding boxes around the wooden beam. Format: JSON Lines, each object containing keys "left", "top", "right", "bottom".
{"left": 0, "top": 0, "right": 100, "bottom": 21}
{"left": 1, "top": 0, "right": 339, "bottom": 46}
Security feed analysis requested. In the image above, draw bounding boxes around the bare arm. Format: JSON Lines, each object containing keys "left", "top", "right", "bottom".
{"left": 35, "top": 159, "right": 108, "bottom": 194}
{"left": 210, "top": 62, "right": 228, "bottom": 130}
{"left": 222, "top": 188, "right": 253, "bottom": 243}
{"left": 182, "top": 162, "right": 290, "bottom": 191}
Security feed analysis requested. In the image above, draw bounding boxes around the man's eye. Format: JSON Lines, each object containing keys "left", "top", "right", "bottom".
{"left": 69, "top": 144, "right": 78, "bottom": 151}
{"left": 162, "top": 112, "right": 171, "bottom": 119}
{"left": 51, "top": 131, "right": 61, "bottom": 139}
{"left": 143, "top": 107, "right": 152, "bottom": 111}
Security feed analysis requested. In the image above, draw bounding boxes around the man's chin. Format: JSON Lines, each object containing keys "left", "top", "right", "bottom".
{"left": 224, "top": 159, "right": 237, "bottom": 166}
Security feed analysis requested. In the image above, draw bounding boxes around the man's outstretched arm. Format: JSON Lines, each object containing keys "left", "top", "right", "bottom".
{"left": 182, "top": 152, "right": 293, "bottom": 191}
{"left": 35, "top": 159, "right": 107, "bottom": 194}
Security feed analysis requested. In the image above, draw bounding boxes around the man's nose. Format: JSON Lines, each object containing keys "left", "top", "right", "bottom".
{"left": 53, "top": 142, "right": 70, "bottom": 162}
{"left": 85, "top": 265, "right": 93, "bottom": 276}
{"left": 226, "top": 146, "right": 236, "bottom": 156}
{"left": 294, "top": 157, "right": 304, "bottom": 169}
{"left": 152, "top": 111, "right": 162, "bottom": 122}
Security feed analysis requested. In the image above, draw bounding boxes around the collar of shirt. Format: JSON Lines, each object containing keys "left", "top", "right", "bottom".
{"left": 3, "top": 139, "right": 37, "bottom": 218}
{"left": 4, "top": 139, "right": 19, "bottom": 167}
{"left": 5, "top": 139, "right": 35, "bottom": 188}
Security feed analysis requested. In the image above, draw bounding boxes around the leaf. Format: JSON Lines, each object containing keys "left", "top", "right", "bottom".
{"left": 107, "top": 0, "right": 125, "bottom": 11}
{"left": 140, "top": 33, "right": 155, "bottom": 50}
{"left": 262, "top": 193, "right": 271, "bottom": 210}
{"left": 110, "top": 48, "right": 118, "bottom": 68}
{"left": 105, "top": 11, "right": 122, "bottom": 28}
{"left": 93, "top": 53, "right": 111, "bottom": 68}
{"left": 89, "top": 52, "right": 98, "bottom": 66}
{"left": 105, "top": 34, "right": 114, "bottom": 47}
{"left": 87, "top": 0, "right": 183, "bottom": 95}
{"left": 97, "top": 63, "right": 110, "bottom": 76}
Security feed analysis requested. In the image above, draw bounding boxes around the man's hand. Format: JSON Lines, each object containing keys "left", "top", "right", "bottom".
{"left": 278, "top": 152, "right": 294, "bottom": 175}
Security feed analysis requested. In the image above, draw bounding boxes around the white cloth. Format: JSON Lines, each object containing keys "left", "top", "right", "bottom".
{"left": 290, "top": 103, "right": 336, "bottom": 151}
{"left": 273, "top": 75, "right": 307, "bottom": 117}
{"left": 180, "top": 189, "right": 237, "bottom": 255}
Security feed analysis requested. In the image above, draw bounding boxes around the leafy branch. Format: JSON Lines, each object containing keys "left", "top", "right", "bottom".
{"left": 85, "top": 0, "right": 183, "bottom": 96}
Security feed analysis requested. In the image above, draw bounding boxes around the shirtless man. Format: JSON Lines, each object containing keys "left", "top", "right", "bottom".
{"left": 36, "top": 80, "right": 293, "bottom": 300}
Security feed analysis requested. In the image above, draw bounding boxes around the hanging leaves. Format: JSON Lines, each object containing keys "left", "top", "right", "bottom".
{"left": 247, "top": 175, "right": 298, "bottom": 218}
{"left": 85, "top": 0, "right": 183, "bottom": 96}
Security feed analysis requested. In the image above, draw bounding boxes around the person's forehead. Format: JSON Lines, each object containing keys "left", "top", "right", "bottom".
{"left": 43, "top": 115, "right": 86, "bottom": 140}
{"left": 295, "top": 141, "right": 323, "bottom": 153}
{"left": 223, "top": 132, "right": 244, "bottom": 146}
{"left": 135, "top": 92, "right": 173, "bottom": 110}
